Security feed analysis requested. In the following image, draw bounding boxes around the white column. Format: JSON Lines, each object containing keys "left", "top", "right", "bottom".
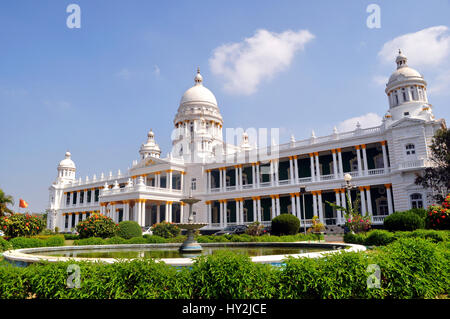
{"left": 310, "top": 154, "right": 315, "bottom": 182}
{"left": 386, "top": 185, "right": 394, "bottom": 215}
{"left": 239, "top": 200, "right": 244, "bottom": 223}
{"left": 366, "top": 186, "right": 373, "bottom": 220}
{"left": 335, "top": 190, "right": 341, "bottom": 225}
{"left": 293, "top": 156, "right": 299, "bottom": 183}
{"left": 180, "top": 203, "right": 184, "bottom": 223}
{"left": 206, "top": 203, "right": 211, "bottom": 225}
{"left": 156, "top": 204, "right": 161, "bottom": 223}
{"left": 289, "top": 158, "right": 295, "bottom": 184}
{"left": 274, "top": 161, "right": 279, "bottom": 186}
{"left": 271, "top": 196, "right": 276, "bottom": 219}
{"left": 68, "top": 214, "right": 73, "bottom": 230}
{"left": 317, "top": 191, "right": 324, "bottom": 222}
{"left": 356, "top": 146, "right": 362, "bottom": 176}
{"left": 76, "top": 190, "right": 80, "bottom": 206}
{"left": 239, "top": 166, "right": 243, "bottom": 190}
{"left": 381, "top": 142, "right": 389, "bottom": 173}
{"left": 235, "top": 199, "right": 240, "bottom": 224}
{"left": 123, "top": 202, "right": 129, "bottom": 221}
{"left": 135, "top": 201, "right": 141, "bottom": 225}
{"left": 166, "top": 202, "right": 171, "bottom": 223}
{"left": 341, "top": 190, "right": 347, "bottom": 210}
{"left": 315, "top": 153, "right": 320, "bottom": 181}
{"left": 223, "top": 201, "right": 228, "bottom": 227}
{"left": 256, "top": 164, "right": 261, "bottom": 187}
{"left": 206, "top": 171, "right": 210, "bottom": 193}
{"left": 253, "top": 198, "right": 257, "bottom": 222}
{"left": 168, "top": 171, "right": 173, "bottom": 189}
{"left": 362, "top": 145, "right": 368, "bottom": 176}
{"left": 312, "top": 192, "right": 318, "bottom": 217}
{"left": 290, "top": 194, "right": 296, "bottom": 216}
{"left": 219, "top": 169, "right": 223, "bottom": 192}
{"left": 276, "top": 196, "right": 281, "bottom": 216}
{"left": 142, "top": 201, "right": 147, "bottom": 226}
{"left": 111, "top": 203, "right": 116, "bottom": 222}
{"left": 338, "top": 149, "right": 344, "bottom": 178}
{"left": 269, "top": 160, "right": 274, "bottom": 186}
{"left": 235, "top": 167, "right": 239, "bottom": 190}
{"left": 359, "top": 187, "right": 367, "bottom": 215}
{"left": 181, "top": 172, "right": 185, "bottom": 191}
{"left": 296, "top": 194, "right": 301, "bottom": 220}
{"left": 257, "top": 198, "right": 262, "bottom": 222}
{"left": 332, "top": 150, "right": 338, "bottom": 179}
{"left": 219, "top": 201, "right": 223, "bottom": 227}
{"left": 252, "top": 165, "right": 256, "bottom": 188}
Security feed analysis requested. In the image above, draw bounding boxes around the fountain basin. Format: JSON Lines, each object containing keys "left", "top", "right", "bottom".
{"left": 2, "top": 242, "right": 366, "bottom": 267}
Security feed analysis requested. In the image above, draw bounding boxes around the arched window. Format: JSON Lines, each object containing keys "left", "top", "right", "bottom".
{"left": 410, "top": 193, "right": 423, "bottom": 209}
{"left": 405, "top": 144, "right": 416, "bottom": 156}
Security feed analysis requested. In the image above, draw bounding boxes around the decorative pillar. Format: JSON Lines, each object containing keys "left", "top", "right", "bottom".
{"left": 239, "top": 165, "right": 243, "bottom": 190}
{"left": 362, "top": 144, "right": 368, "bottom": 176}
{"left": 385, "top": 184, "right": 394, "bottom": 215}
{"left": 309, "top": 154, "right": 315, "bottom": 182}
{"left": 234, "top": 166, "right": 239, "bottom": 190}
{"left": 289, "top": 157, "right": 295, "bottom": 184}
{"left": 314, "top": 152, "right": 320, "bottom": 181}
{"left": 337, "top": 148, "right": 344, "bottom": 178}
{"left": 356, "top": 145, "right": 362, "bottom": 177}
{"left": 359, "top": 187, "right": 367, "bottom": 215}
{"left": 166, "top": 170, "right": 173, "bottom": 190}
{"left": 293, "top": 156, "right": 299, "bottom": 183}
{"left": 275, "top": 195, "right": 281, "bottom": 216}
{"left": 365, "top": 186, "right": 373, "bottom": 220}
{"left": 381, "top": 141, "right": 389, "bottom": 173}
{"left": 68, "top": 213, "right": 73, "bottom": 230}
{"left": 123, "top": 201, "right": 129, "bottom": 221}
{"left": 332, "top": 149, "right": 338, "bottom": 179}
{"left": 317, "top": 191, "right": 324, "bottom": 222}
{"left": 256, "top": 163, "right": 261, "bottom": 187}
{"left": 257, "top": 197, "right": 262, "bottom": 222}
{"left": 270, "top": 196, "right": 276, "bottom": 219}
{"left": 340, "top": 189, "right": 347, "bottom": 210}
{"left": 252, "top": 164, "right": 256, "bottom": 188}
{"left": 269, "top": 160, "right": 274, "bottom": 186}
{"left": 239, "top": 199, "right": 244, "bottom": 223}
{"left": 312, "top": 191, "right": 318, "bottom": 217}
{"left": 74, "top": 212, "right": 79, "bottom": 228}
{"left": 295, "top": 193, "right": 301, "bottom": 220}
{"left": 219, "top": 200, "right": 223, "bottom": 227}
{"left": 180, "top": 171, "right": 185, "bottom": 191}
{"left": 205, "top": 170, "right": 210, "bottom": 193}
{"left": 235, "top": 198, "right": 240, "bottom": 224}
{"left": 252, "top": 197, "right": 257, "bottom": 222}
{"left": 156, "top": 203, "right": 161, "bottom": 223}
{"left": 335, "top": 189, "right": 341, "bottom": 225}
{"left": 290, "top": 193, "right": 296, "bottom": 216}
{"left": 166, "top": 201, "right": 172, "bottom": 223}
{"left": 223, "top": 200, "right": 228, "bottom": 227}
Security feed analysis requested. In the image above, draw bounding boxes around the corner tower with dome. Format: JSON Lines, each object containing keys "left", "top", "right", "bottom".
{"left": 47, "top": 52, "right": 445, "bottom": 233}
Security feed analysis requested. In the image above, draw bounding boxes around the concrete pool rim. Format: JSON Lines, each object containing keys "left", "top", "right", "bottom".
{"left": 2, "top": 242, "right": 367, "bottom": 267}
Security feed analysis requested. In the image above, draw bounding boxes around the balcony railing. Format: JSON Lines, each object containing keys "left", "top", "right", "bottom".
{"left": 101, "top": 185, "right": 182, "bottom": 197}
{"left": 398, "top": 159, "right": 429, "bottom": 170}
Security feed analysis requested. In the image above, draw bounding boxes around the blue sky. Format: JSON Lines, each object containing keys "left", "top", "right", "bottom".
{"left": 1, "top": 0, "right": 449, "bottom": 213}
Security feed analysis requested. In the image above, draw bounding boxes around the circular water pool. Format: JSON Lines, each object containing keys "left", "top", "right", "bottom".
{"left": 3, "top": 242, "right": 366, "bottom": 267}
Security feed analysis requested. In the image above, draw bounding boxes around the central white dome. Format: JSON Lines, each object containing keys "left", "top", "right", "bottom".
{"left": 180, "top": 69, "right": 217, "bottom": 106}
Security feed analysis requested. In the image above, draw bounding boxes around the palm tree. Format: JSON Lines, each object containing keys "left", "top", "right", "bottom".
{"left": 0, "top": 189, "right": 14, "bottom": 216}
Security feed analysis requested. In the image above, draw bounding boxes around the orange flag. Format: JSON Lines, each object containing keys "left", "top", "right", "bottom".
{"left": 19, "top": 199, "right": 29, "bottom": 208}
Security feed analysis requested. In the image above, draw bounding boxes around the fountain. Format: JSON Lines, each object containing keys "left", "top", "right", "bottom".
{"left": 177, "top": 194, "right": 207, "bottom": 253}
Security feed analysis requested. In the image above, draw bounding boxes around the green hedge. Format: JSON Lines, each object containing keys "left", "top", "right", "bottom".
{"left": 384, "top": 211, "right": 425, "bottom": 231}
{"left": 116, "top": 221, "right": 142, "bottom": 239}
{"left": 271, "top": 214, "right": 300, "bottom": 236}
{"left": 0, "top": 237, "right": 12, "bottom": 252}
{"left": 8, "top": 236, "right": 65, "bottom": 249}
{"left": 344, "top": 229, "right": 449, "bottom": 246}
{"left": 0, "top": 238, "right": 448, "bottom": 299}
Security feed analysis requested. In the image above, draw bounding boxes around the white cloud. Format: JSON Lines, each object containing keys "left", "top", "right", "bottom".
{"left": 116, "top": 68, "right": 131, "bottom": 80}
{"left": 337, "top": 113, "right": 382, "bottom": 132}
{"left": 209, "top": 29, "right": 315, "bottom": 95}
{"left": 378, "top": 26, "right": 450, "bottom": 67}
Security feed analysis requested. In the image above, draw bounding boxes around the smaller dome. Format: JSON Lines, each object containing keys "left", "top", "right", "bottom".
{"left": 140, "top": 129, "right": 161, "bottom": 158}
{"left": 58, "top": 151, "right": 76, "bottom": 169}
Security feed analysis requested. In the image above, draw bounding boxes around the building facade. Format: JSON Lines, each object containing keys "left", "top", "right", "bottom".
{"left": 47, "top": 52, "right": 445, "bottom": 232}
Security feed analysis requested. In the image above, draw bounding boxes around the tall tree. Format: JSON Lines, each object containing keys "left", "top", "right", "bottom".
{"left": 0, "top": 188, "right": 14, "bottom": 216}
{"left": 415, "top": 127, "right": 450, "bottom": 203}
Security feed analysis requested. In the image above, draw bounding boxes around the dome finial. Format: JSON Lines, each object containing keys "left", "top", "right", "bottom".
{"left": 194, "top": 67, "right": 203, "bottom": 85}
{"left": 396, "top": 49, "right": 408, "bottom": 69}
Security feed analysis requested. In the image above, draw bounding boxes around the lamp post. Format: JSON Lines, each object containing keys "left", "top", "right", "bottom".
{"left": 299, "top": 186, "right": 306, "bottom": 234}
{"left": 343, "top": 173, "right": 354, "bottom": 210}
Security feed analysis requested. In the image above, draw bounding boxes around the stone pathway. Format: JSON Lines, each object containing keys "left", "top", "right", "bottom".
{"left": 324, "top": 234, "right": 344, "bottom": 243}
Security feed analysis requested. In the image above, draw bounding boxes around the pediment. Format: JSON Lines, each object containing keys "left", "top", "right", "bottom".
{"left": 390, "top": 117, "right": 425, "bottom": 129}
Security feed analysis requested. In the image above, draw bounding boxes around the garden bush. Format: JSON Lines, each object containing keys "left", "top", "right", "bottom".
{"left": 271, "top": 214, "right": 300, "bottom": 236}
{"left": 63, "top": 234, "right": 79, "bottom": 240}
{"left": 76, "top": 214, "right": 119, "bottom": 239}
{"left": 425, "top": 205, "right": 450, "bottom": 230}
{"left": 43, "top": 235, "right": 65, "bottom": 247}
{"left": 74, "top": 237, "right": 106, "bottom": 246}
{"left": 143, "top": 235, "right": 167, "bottom": 243}
{"left": 0, "top": 237, "right": 12, "bottom": 251}
{"left": 394, "top": 229, "right": 448, "bottom": 243}
{"left": 9, "top": 236, "right": 66, "bottom": 249}
{"left": 343, "top": 232, "right": 367, "bottom": 245}
{"left": 105, "top": 236, "right": 128, "bottom": 245}
{"left": 116, "top": 221, "right": 142, "bottom": 239}
{"left": 126, "top": 236, "right": 148, "bottom": 244}
{"left": 383, "top": 211, "right": 425, "bottom": 231}
{"left": 151, "top": 221, "right": 180, "bottom": 238}
{"left": 364, "top": 230, "right": 396, "bottom": 246}
{"left": 0, "top": 213, "right": 45, "bottom": 238}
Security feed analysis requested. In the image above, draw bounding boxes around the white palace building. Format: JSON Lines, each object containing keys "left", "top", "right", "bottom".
{"left": 47, "top": 51, "right": 446, "bottom": 232}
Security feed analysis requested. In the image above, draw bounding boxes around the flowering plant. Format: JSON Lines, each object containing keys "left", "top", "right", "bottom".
{"left": 151, "top": 221, "right": 180, "bottom": 238}
{"left": 0, "top": 213, "right": 45, "bottom": 238}
{"left": 307, "top": 216, "right": 325, "bottom": 233}
{"left": 327, "top": 191, "right": 371, "bottom": 233}
{"left": 425, "top": 194, "right": 450, "bottom": 230}
{"left": 76, "top": 213, "right": 119, "bottom": 238}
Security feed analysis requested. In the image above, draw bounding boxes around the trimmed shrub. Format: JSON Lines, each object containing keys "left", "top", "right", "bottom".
{"left": 76, "top": 213, "right": 119, "bottom": 239}
{"left": 373, "top": 237, "right": 449, "bottom": 298}
{"left": 408, "top": 208, "right": 427, "bottom": 220}
{"left": 343, "top": 232, "right": 367, "bottom": 245}
{"left": 365, "top": 230, "right": 396, "bottom": 246}
{"left": 105, "top": 236, "right": 128, "bottom": 245}
{"left": 116, "top": 221, "right": 142, "bottom": 239}
{"left": 394, "top": 229, "right": 448, "bottom": 243}
{"left": 74, "top": 237, "right": 106, "bottom": 246}
{"left": 143, "top": 235, "right": 167, "bottom": 243}
{"left": 383, "top": 211, "right": 424, "bottom": 231}
{"left": 0, "top": 237, "right": 12, "bottom": 251}
{"left": 190, "top": 250, "right": 277, "bottom": 298}
{"left": 63, "top": 234, "right": 79, "bottom": 240}
{"left": 271, "top": 214, "right": 300, "bottom": 236}
{"left": 0, "top": 213, "right": 45, "bottom": 238}
{"left": 151, "top": 221, "right": 180, "bottom": 238}
{"left": 9, "top": 237, "right": 44, "bottom": 249}
{"left": 126, "top": 236, "right": 148, "bottom": 244}
{"left": 44, "top": 235, "right": 65, "bottom": 247}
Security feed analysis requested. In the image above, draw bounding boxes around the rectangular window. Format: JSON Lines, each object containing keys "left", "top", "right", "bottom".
{"left": 66, "top": 193, "right": 71, "bottom": 206}
{"left": 87, "top": 190, "right": 91, "bottom": 203}
{"left": 80, "top": 191, "right": 84, "bottom": 204}
{"left": 191, "top": 178, "right": 197, "bottom": 190}
{"left": 72, "top": 192, "right": 77, "bottom": 205}
{"left": 95, "top": 189, "right": 99, "bottom": 202}
{"left": 65, "top": 215, "right": 69, "bottom": 228}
